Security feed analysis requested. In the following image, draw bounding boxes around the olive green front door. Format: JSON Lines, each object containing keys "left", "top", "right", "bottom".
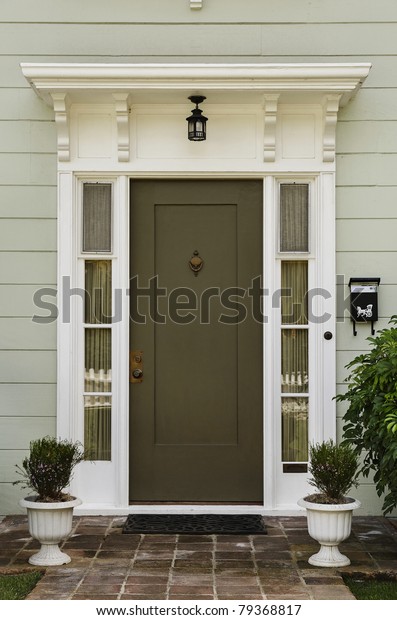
{"left": 129, "top": 180, "right": 263, "bottom": 502}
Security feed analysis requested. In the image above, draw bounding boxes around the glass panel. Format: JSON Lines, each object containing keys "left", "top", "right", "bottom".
{"left": 84, "top": 395, "right": 111, "bottom": 461}
{"left": 281, "top": 329, "right": 308, "bottom": 393}
{"left": 280, "top": 184, "right": 309, "bottom": 252}
{"left": 282, "top": 397, "right": 308, "bottom": 462}
{"left": 85, "top": 261, "right": 112, "bottom": 324}
{"left": 281, "top": 261, "right": 308, "bottom": 325}
{"left": 85, "top": 328, "right": 111, "bottom": 392}
{"left": 83, "top": 183, "right": 112, "bottom": 253}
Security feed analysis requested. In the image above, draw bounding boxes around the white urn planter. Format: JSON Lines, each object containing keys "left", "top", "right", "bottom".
{"left": 20, "top": 496, "right": 81, "bottom": 566}
{"left": 298, "top": 497, "right": 361, "bottom": 567}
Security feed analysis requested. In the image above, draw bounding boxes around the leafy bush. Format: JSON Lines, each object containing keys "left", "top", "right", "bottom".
{"left": 306, "top": 439, "right": 359, "bottom": 504}
{"left": 14, "top": 436, "right": 86, "bottom": 502}
{"left": 336, "top": 317, "right": 397, "bottom": 515}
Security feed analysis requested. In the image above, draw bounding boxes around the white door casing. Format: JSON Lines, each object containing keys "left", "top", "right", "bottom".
{"left": 22, "top": 63, "right": 370, "bottom": 514}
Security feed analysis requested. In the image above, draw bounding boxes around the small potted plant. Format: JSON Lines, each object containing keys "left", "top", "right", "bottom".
{"left": 298, "top": 439, "right": 360, "bottom": 567}
{"left": 14, "top": 436, "right": 85, "bottom": 566}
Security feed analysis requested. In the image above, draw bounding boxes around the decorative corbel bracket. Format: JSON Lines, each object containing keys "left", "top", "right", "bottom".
{"left": 263, "top": 95, "right": 279, "bottom": 162}
{"left": 113, "top": 93, "right": 130, "bottom": 162}
{"left": 190, "top": 0, "right": 203, "bottom": 8}
{"left": 51, "top": 93, "right": 70, "bottom": 162}
{"left": 322, "top": 94, "right": 341, "bottom": 163}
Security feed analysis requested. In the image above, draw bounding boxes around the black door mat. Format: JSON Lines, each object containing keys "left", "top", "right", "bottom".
{"left": 122, "top": 514, "right": 267, "bottom": 535}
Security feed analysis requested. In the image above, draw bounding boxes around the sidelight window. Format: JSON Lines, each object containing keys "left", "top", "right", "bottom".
{"left": 82, "top": 184, "right": 113, "bottom": 461}
{"left": 279, "top": 183, "right": 310, "bottom": 472}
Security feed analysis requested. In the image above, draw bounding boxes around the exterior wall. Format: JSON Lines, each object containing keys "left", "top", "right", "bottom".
{"left": 1, "top": 0, "right": 397, "bottom": 514}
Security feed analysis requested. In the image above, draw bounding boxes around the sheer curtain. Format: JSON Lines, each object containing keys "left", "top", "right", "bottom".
{"left": 281, "top": 261, "right": 308, "bottom": 325}
{"left": 281, "top": 398, "right": 308, "bottom": 462}
{"left": 280, "top": 184, "right": 309, "bottom": 252}
{"left": 85, "top": 261, "right": 112, "bottom": 324}
{"left": 281, "top": 262, "right": 309, "bottom": 463}
{"left": 83, "top": 183, "right": 112, "bottom": 253}
{"left": 85, "top": 329, "right": 112, "bottom": 392}
{"left": 84, "top": 261, "right": 112, "bottom": 461}
{"left": 281, "top": 330, "right": 308, "bottom": 394}
{"left": 84, "top": 396, "right": 112, "bottom": 461}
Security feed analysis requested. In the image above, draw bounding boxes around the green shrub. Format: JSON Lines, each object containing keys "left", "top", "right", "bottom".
{"left": 14, "top": 436, "right": 86, "bottom": 502}
{"left": 336, "top": 317, "right": 397, "bottom": 515}
{"left": 307, "top": 440, "right": 359, "bottom": 504}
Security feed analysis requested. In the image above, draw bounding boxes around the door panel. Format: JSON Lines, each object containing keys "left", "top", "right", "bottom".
{"left": 155, "top": 203, "right": 238, "bottom": 447}
{"left": 129, "top": 180, "right": 263, "bottom": 502}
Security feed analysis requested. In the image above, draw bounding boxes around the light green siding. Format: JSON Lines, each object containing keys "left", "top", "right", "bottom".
{"left": 0, "top": 417, "right": 56, "bottom": 450}
{"left": 0, "top": 4, "right": 58, "bottom": 510}
{"left": 1, "top": 0, "right": 396, "bottom": 514}
{"left": 0, "top": 253, "right": 56, "bottom": 283}
{"left": 0, "top": 385, "right": 56, "bottom": 416}
{"left": 0, "top": 120, "right": 56, "bottom": 153}
{"left": 2, "top": 0, "right": 397, "bottom": 24}
{"left": 0, "top": 187, "right": 57, "bottom": 218}
{"left": 0, "top": 221, "right": 56, "bottom": 251}
{"left": 0, "top": 319, "right": 56, "bottom": 349}
{"left": 0, "top": 284, "right": 56, "bottom": 316}
{"left": 336, "top": 187, "right": 397, "bottom": 219}
{"left": 0, "top": 352, "right": 56, "bottom": 383}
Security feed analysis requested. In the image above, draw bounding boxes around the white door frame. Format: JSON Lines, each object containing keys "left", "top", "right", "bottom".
{"left": 55, "top": 169, "right": 336, "bottom": 514}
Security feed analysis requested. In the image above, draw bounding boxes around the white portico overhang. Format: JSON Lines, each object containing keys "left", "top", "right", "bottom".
{"left": 20, "top": 63, "right": 370, "bottom": 514}
{"left": 21, "top": 63, "right": 371, "bottom": 165}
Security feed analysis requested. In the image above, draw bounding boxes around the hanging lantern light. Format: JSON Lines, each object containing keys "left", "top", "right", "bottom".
{"left": 186, "top": 96, "right": 208, "bottom": 141}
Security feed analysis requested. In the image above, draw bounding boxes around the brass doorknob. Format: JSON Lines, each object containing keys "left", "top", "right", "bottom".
{"left": 132, "top": 368, "right": 143, "bottom": 379}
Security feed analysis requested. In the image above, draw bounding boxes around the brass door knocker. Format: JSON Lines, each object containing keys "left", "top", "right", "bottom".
{"left": 189, "top": 250, "right": 204, "bottom": 276}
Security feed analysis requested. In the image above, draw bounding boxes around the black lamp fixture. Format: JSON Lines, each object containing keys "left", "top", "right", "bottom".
{"left": 186, "top": 96, "right": 208, "bottom": 141}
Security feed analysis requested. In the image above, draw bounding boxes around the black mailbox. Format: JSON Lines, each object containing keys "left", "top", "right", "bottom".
{"left": 349, "top": 277, "right": 380, "bottom": 335}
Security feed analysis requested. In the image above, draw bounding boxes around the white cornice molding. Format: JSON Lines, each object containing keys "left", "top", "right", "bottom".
{"left": 21, "top": 63, "right": 371, "bottom": 107}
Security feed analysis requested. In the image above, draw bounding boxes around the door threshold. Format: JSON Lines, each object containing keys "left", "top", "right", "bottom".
{"left": 125, "top": 503, "right": 266, "bottom": 515}
{"left": 75, "top": 503, "right": 303, "bottom": 516}
{"left": 129, "top": 501, "right": 263, "bottom": 506}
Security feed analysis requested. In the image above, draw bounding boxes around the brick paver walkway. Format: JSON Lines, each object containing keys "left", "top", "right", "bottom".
{"left": 0, "top": 515, "right": 396, "bottom": 600}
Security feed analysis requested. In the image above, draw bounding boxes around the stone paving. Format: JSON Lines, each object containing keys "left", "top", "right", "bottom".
{"left": 0, "top": 515, "right": 396, "bottom": 600}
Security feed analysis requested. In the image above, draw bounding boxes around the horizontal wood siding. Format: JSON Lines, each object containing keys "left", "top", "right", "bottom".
{"left": 2, "top": 0, "right": 397, "bottom": 24}
{"left": 1, "top": 0, "right": 396, "bottom": 513}
{"left": 0, "top": 385, "right": 56, "bottom": 416}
